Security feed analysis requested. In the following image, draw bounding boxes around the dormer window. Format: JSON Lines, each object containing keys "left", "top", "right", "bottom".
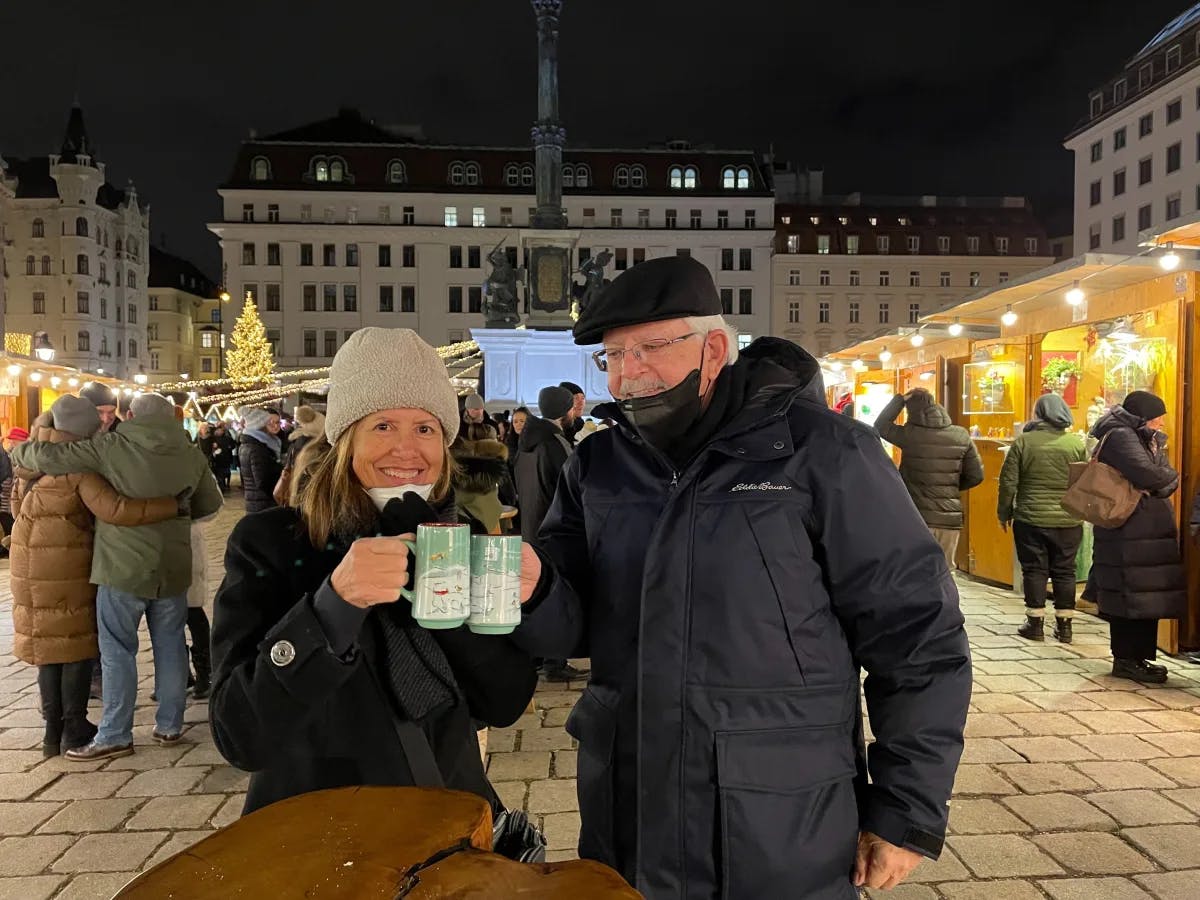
{"left": 449, "top": 162, "right": 465, "bottom": 186}
{"left": 251, "top": 156, "right": 271, "bottom": 181}
{"left": 464, "top": 162, "right": 481, "bottom": 186}
{"left": 329, "top": 159, "right": 346, "bottom": 182}
{"left": 315, "top": 160, "right": 329, "bottom": 182}
{"left": 576, "top": 164, "right": 590, "bottom": 188}
{"left": 684, "top": 166, "right": 697, "bottom": 189}
{"left": 736, "top": 167, "right": 751, "bottom": 189}
{"left": 386, "top": 159, "right": 406, "bottom": 184}
{"left": 723, "top": 167, "right": 736, "bottom": 189}
{"left": 1090, "top": 92, "right": 1103, "bottom": 118}
{"left": 504, "top": 163, "right": 520, "bottom": 187}
{"left": 629, "top": 165, "right": 645, "bottom": 189}
{"left": 563, "top": 166, "right": 574, "bottom": 188}
{"left": 615, "top": 165, "right": 630, "bottom": 189}
{"left": 669, "top": 166, "right": 683, "bottom": 189}
{"left": 520, "top": 165, "right": 534, "bottom": 187}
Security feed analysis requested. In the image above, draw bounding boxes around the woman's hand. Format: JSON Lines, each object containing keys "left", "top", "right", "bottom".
{"left": 519, "top": 542, "right": 542, "bottom": 604}
{"left": 330, "top": 534, "right": 415, "bottom": 609}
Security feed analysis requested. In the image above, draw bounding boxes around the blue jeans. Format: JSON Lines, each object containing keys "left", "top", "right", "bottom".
{"left": 95, "top": 586, "right": 188, "bottom": 746}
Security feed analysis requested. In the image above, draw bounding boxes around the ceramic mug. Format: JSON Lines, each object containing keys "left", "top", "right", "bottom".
{"left": 468, "top": 535, "right": 523, "bottom": 635}
{"left": 401, "top": 523, "right": 471, "bottom": 629}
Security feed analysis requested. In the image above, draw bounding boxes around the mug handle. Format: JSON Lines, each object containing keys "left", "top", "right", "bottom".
{"left": 399, "top": 539, "right": 418, "bottom": 602}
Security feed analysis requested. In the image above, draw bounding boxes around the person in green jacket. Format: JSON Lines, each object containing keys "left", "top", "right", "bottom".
{"left": 998, "top": 394, "right": 1088, "bottom": 644}
{"left": 11, "top": 393, "right": 224, "bottom": 760}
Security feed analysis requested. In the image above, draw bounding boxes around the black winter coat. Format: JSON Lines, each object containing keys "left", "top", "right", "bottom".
{"left": 517, "top": 338, "right": 972, "bottom": 898}
{"left": 514, "top": 416, "right": 572, "bottom": 543}
{"left": 209, "top": 504, "right": 537, "bottom": 816}
{"left": 1086, "top": 408, "right": 1186, "bottom": 621}
{"left": 238, "top": 435, "right": 282, "bottom": 514}
{"left": 875, "top": 392, "right": 984, "bottom": 529}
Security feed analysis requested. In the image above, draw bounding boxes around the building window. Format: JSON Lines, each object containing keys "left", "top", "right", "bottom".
{"left": 819, "top": 270, "right": 830, "bottom": 286}
{"left": 242, "top": 243, "right": 256, "bottom": 266}
{"left": 877, "top": 235, "right": 890, "bottom": 253}
{"left": 468, "top": 287, "right": 483, "bottom": 314}
{"left": 1090, "top": 140, "right": 1103, "bottom": 163}
{"left": 817, "top": 234, "right": 831, "bottom": 255}
{"left": 499, "top": 206, "right": 514, "bottom": 227}
{"left": 401, "top": 286, "right": 416, "bottom": 313}
{"left": 638, "top": 208, "right": 651, "bottom": 228}
{"left": 576, "top": 165, "right": 591, "bottom": 187}
{"left": 909, "top": 271, "right": 920, "bottom": 287}
{"left": 1168, "top": 142, "right": 1182, "bottom": 173}
{"left": 266, "top": 283, "right": 281, "bottom": 312}
{"left": 242, "top": 204, "right": 254, "bottom": 223}
{"left": 128, "top": 340, "right": 137, "bottom": 359}
{"left": 76, "top": 330, "right": 90, "bottom": 352}
{"left": 849, "top": 269, "right": 860, "bottom": 287}
{"left": 1168, "top": 192, "right": 1182, "bottom": 221}
{"left": 75, "top": 254, "right": 89, "bottom": 275}
{"left": 403, "top": 206, "right": 415, "bottom": 226}
{"left": 323, "top": 284, "right": 337, "bottom": 311}
{"left": 448, "top": 286, "right": 463, "bottom": 313}
{"left": 1089, "top": 223, "right": 1102, "bottom": 250}
{"left": 243, "top": 284, "right": 258, "bottom": 303}
{"left": 1091, "top": 93, "right": 1104, "bottom": 117}
{"left": 613, "top": 165, "right": 630, "bottom": 189}
{"left": 1140, "top": 113, "right": 1153, "bottom": 138}
{"left": 787, "top": 300, "right": 800, "bottom": 324}
{"left": 999, "top": 272, "right": 1011, "bottom": 284}
{"left": 128, "top": 303, "right": 137, "bottom": 325}
{"left": 128, "top": 271, "right": 137, "bottom": 290}
{"left": 717, "top": 209, "right": 729, "bottom": 229}
{"left": 402, "top": 245, "right": 415, "bottom": 267}
{"left": 908, "top": 303, "right": 921, "bottom": 324}
{"left": 668, "top": 166, "right": 682, "bottom": 189}
{"left": 907, "top": 235, "right": 920, "bottom": 254}
{"left": 1115, "top": 127, "right": 1127, "bottom": 151}
{"left": 878, "top": 302, "right": 890, "bottom": 324}
{"left": 719, "top": 288, "right": 733, "bottom": 315}
{"left": 201, "top": 331, "right": 216, "bottom": 349}
{"left": 1025, "top": 237, "right": 1039, "bottom": 255}
{"left": 1090, "top": 180, "right": 1102, "bottom": 206}
{"left": 1114, "top": 168, "right": 1126, "bottom": 196}
{"left": 77, "top": 292, "right": 89, "bottom": 314}
{"left": 148, "top": 295, "right": 157, "bottom": 311}
{"left": 690, "top": 209, "right": 702, "bottom": 229}
{"left": 721, "top": 249, "right": 734, "bottom": 271}
{"left": 41, "top": 255, "right": 51, "bottom": 275}
{"left": 787, "top": 268, "right": 801, "bottom": 286}
{"left": 261, "top": 242, "right": 278, "bottom": 266}
{"left": 738, "top": 248, "right": 752, "bottom": 271}
{"left": 633, "top": 248, "right": 646, "bottom": 265}
{"left": 378, "top": 285, "right": 394, "bottom": 312}
{"left": 472, "top": 207, "right": 486, "bottom": 227}
{"left": 1139, "top": 157, "right": 1153, "bottom": 186}
{"left": 149, "top": 350, "right": 160, "bottom": 371}
{"left": 445, "top": 207, "right": 458, "bottom": 227}
{"left": 300, "top": 244, "right": 313, "bottom": 266}
{"left": 323, "top": 244, "right": 336, "bottom": 266}
{"left": 665, "top": 209, "right": 677, "bottom": 229}
{"left": 300, "top": 204, "right": 312, "bottom": 222}
{"left": 1167, "top": 99, "right": 1183, "bottom": 126}
{"left": 303, "top": 330, "right": 317, "bottom": 357}
{"left": 32, "top": 292, "right": 44, "bottom": 314}
{"left": 449, "top": 246, "right": 462, "bottom": 268}
{"left": 468, "top": 246, "right": 481, "bottom": 269}
{"left": 303, "top": 285, "right": 316, "bottom": 311}
{"left": 387, "top": 159, "right": 406, "bottom": 184}
{"left": 629, "top": 165, "right": 645, "bottom": 188}
{"left": 969, "top": 271, "right": 981, "bottom": 287}
{"left": 504, "top": 163, "right": 520, "bottom": 187}
{"left": 1115, "top": 79, "right": 1128, "bottom": 105}
{"left": 879, "top": 271, "right": 890, "bottom": 287}
{"left": 376, "top": 244, "right": 391, "bottom": 268}
{"left": 785, "top": 235, "right": 800, "bottom": 253}
{"left": 744, "top": 210, "right": 756, "bottom": 229}
{"left": 341, "top": 285, "right": 356, "bottom": 312}
{"left": 74, "top": 216, "right": 88, "bottom": 238}
{"left": 520, "top": 165, "right": 534, "bottom": 187}
{"left": 849, "top": 301, "right": 860, "bottom": 323}
{"left": 996, "top": 236, "right": 1009, "bottom": 255}
{"left": 1167, "top": 45, "right": 1182, "bottom": 73}
{"left": 939, "top": 271, "right": 951, "bottom": 287}
{"left": 1140, "top": 63, "right": 1154, "bottom": 91}
{"left": 346, "top": 244, "right": 359, "bottom": 266}
{"left": 818, "top": 302, "right": 830, "bottom": 324}
{"left": 738, "top": 289, "right": 752, "bottom": 315}
{"left": 31, "top": 218, "right": 44, "bottom": 238}
{"left": 1113, "top": 214, "right": 1126, "bottom": 243}
{"left": 614, "top": 248, "right": 628, "bottom": 270}
{"left": 847, "top": 235, "right": 860, "bottom": 255}
{"left": 611, "top": 208, "right": 623, "bottom": 228}
{"left": 321, "top": 330, "right": 335, "bottom": 357}
{"left": 937, "top": 235, "right": 950, "bottom": 254}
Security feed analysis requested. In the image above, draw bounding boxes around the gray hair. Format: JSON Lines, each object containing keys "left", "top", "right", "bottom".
{"left": 683, "top": 315, "right": 740, "bottom": 365}
{"left": 129, "top": 392, "right": 174, "bottom": 419}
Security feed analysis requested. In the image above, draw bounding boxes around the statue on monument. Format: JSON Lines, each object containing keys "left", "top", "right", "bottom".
{"left": 483, "top": 243, "right": 524, "bottom": 328}
{"left": 572, "top": 250, "right": 613, "bottom": 318}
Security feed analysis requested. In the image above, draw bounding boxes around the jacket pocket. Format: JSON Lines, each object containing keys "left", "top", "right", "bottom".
{"left": 716, "top": 725, "right": 859, "bottom": 899}
{"left": 564, "top": 684, "right": 618, "bottom": 866}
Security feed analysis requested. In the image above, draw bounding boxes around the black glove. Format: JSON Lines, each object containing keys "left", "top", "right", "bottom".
{"left": 175, "top": 487, "right": 193, "bottom": 517}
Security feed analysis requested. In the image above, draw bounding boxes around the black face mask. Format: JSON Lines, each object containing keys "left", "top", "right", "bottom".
{"left": 619, "top": 368, "right": 705, "bottom": 453}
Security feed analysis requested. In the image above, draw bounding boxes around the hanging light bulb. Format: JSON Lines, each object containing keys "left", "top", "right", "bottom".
{"left": 1001, "top": 305, "right": 1018, "bottom": 327}
{"left": 910, "top": 332, "right": 925, "bottom": 347}
{"left": 830, "top": 360, "right": 844, "bottom": 373}
{"left": 49, "top": 376, "right": 62, "bottom": 389}
{"left": 29, "top": 372, "right": 42, "bottom": 383}
{"left": 851, "top": 357, "right": 867, "bottom": 372}
{"left": 67, "top": 377, "right": 79, "bottom": 387}
{"left": 1065, "top": 281, "right": 1085, "bottom": 306}
{"left": 1159, "top": 243, "right": 1181, "bottom": 271}
{"left": 879, "top": 346, "right": 893, "bottom": 364}
{"left": 5, "top": 364, "right": 20, "bottom": 377}
{"left": 948, "top": 318, "right": 964, "bottom": 337}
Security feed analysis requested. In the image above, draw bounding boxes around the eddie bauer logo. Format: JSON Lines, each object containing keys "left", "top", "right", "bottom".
{"left": 731, "top": 482, "right": 792, "bottom": 492}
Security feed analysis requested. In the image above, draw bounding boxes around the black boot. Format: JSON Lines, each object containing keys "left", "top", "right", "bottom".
{"left": 187, "top": 607, "right": 212, "bottom": 700}
{"left": 1112, "top": 658, "right": 1168, "bottom": 684}
{"left": 60, "top": 660, "right": 98, "bottom": 752}
{"left": 1017, "top": 615, "right": 1045, "bottom": 642}
{"left": 1053, "top": 617, "right": 1073, "bottom": 644}
{"left": 37, "top": 664, "right": 64, "bottom": 758}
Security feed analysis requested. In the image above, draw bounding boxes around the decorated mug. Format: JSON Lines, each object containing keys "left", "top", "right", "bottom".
{"left": 468, "top": 535, "right": 523, "bottom": 635}
{"left": 401, "top": 524, "right": 471, "bottom": 629}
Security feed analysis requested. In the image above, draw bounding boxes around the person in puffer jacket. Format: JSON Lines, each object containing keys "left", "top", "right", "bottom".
{"left": 998, "top": 394, "right": 1088, "bottom": 644}
{"left": 875, "top": 388, "right": 984, "bottom": 569}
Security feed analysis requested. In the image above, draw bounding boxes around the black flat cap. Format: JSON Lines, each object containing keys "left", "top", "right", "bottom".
{"left": 573, "top": 255, "right": 721, "bottom": 345}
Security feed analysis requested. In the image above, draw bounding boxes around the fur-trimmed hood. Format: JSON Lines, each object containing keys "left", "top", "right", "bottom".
{"left": 451, "top": 439, "right": 509, "bottom": 494}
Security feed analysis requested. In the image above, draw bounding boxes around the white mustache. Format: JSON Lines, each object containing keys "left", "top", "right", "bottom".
{"left": 616, "top": 377, "right": 669, "bottom": 399}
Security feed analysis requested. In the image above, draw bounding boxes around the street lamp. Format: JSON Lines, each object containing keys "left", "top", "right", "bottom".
{"left": 134, "top": 366, "right": 148, "bottom": 386}
{"left": 32, "top": 332, "right": 55, "bottom": 362}
{"left": 217, "top": 289, "right": 232, "bottom": 377}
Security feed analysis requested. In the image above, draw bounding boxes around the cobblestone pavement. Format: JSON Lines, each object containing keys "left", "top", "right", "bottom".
{"left": 0, "top": 501, "right": 1198, "bottom": 898}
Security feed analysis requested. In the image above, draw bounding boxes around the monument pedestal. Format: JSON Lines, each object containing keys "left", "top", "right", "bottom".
{"left": 471, "top": 328, "right": 606, "bottom": 414}
{"left": 522, "top": 229, "right": 579, "bottom": 330}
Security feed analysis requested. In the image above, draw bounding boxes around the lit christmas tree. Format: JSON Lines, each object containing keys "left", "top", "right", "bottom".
{"left": 226, "top": 294, "right": 275, "bottom": 387}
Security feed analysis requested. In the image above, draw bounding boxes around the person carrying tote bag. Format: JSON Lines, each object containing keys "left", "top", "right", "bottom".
{"left": 1079, "top": 392, "right": 1185, "bottom": 685}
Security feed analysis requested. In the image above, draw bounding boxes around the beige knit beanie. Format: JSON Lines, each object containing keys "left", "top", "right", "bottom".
{"left": 325, "top": 328, "right": 459, "bottom": 445}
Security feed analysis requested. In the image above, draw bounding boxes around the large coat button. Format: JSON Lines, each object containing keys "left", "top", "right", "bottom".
{"left": 269, "top": 640, "right": 296, "bottom": 667}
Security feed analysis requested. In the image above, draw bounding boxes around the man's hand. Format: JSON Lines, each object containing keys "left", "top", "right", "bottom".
{"left": 999, "top": 518, "right": 1010, "bottom": 533}
{"left": 853, "top": 832, "right": 923, "bottom": 890}
{"left": 519, "top": 541, "right": 542, "bottom": 604}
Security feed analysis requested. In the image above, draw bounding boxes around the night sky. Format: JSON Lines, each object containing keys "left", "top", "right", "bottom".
{"left": 0, "top": 0, "right": 1191, "bottom": 275}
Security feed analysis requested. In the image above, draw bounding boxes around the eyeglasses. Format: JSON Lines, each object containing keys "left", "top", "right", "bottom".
{"left": 592, "top": 333, "right": 699, "bottom": 372}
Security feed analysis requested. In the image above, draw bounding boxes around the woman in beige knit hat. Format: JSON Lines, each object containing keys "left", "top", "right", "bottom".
{"left": 209, "top": 328, "right": 537, "bottom": 820}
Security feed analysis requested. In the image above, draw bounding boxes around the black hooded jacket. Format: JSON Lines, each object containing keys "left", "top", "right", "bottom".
{"left": 515, "top": 337, "right": 971, "bottom": 898}
{"left": 514, "top": 415, "right": 572, "bottom": 543}
{"left": 875, "top": 391, "right": 984, "bottom": 529}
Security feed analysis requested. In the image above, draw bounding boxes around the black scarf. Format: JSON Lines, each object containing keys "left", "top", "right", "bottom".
{"left": 368, "top": 493, "right": 460, "bottom": 721}
{"left": 661, "top": 360, "right": 749, "bottom": 469}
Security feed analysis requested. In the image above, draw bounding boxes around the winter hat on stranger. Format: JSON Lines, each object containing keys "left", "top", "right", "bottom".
{"left": 1122, "top": 390, "right": 1167, "bottom": 422}
{"left": 5, "top": 427, "right": 28, "bottom": 442}
{"left": 464, "top": 393, "right": 485, "bottom": 411}
{"left": 79, "top": 382, "right": 117, "bottom": 409}
{"left": 239, "top": 406, "right": 274, "bottom": 432}
{"left": 538, "top": 386, "right": 573, "bottom": 421}
{"left": 130, "top": 393, "right": 174, "bottom": 419}
{"left": 325, "top": 328, "right": 459, "bottom": 445}
{"left": 293, "top": 405, "right": 326, "bottom": 438}
{"left": 50, "top": 395, "right": 101, "bottom": 438}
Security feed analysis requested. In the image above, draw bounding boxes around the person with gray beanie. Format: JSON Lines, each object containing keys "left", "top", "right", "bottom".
{"left": 514, "top": 386, "right": 587, "bottom": 682}
{"left": 999, "top": 393, "right": 1088, "bottom": 643}
{"left": 237, "top": 406, "right": 282, "bottom": 514}
{"left": 10, "top": 392, "right": 223, "bottom": 760}
{"left": 456, "top": 392, "right": 498, "bottom": 444}
{"left": 209, "top": 327, "right": 536, "bottom": 819}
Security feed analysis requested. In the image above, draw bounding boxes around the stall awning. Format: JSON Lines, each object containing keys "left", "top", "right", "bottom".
{"left": 1142, "top": 211, "right": 1200, "bottom": 250}
{"left": 830, "top": 323, "right": 1000, "bottom": 363}
{"left": 919, "top": 254, "right": 1190, "bottom": 324}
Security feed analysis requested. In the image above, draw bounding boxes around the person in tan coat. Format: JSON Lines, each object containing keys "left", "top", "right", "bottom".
{"left": 11, "top": 396, "right": 180, "bottom": 757}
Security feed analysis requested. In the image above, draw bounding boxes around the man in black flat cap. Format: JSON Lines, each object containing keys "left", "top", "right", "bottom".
{"left": 513, "top": 255, "right": 972, "bottom": 897}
